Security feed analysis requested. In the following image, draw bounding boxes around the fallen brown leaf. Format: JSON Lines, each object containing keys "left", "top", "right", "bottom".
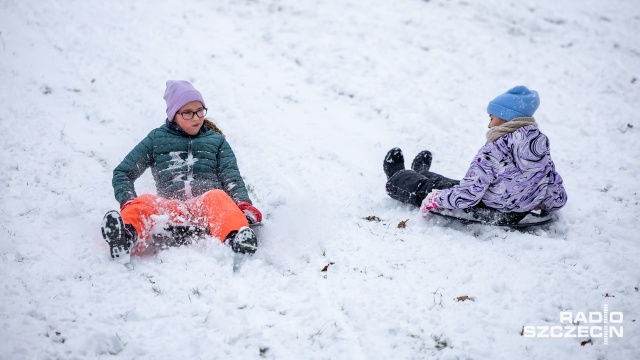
{"left": 456, "top": 295, "right": 475, "bottom": 302}
{"left": 397, "top": 219, "right": 409, "bottom": 228}
{"left": 321, "top": 262, "right": 335, "bottom": 272}
{"left": 364, "top": 215, "right": 382, "bottom": 222}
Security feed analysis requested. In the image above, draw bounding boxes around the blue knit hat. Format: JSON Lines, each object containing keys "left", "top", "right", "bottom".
{"left": 487, "top": 86, "right": 540, "bottom": 121}
{"left": 163, "top": 80, "right": 206, "bottom": 121}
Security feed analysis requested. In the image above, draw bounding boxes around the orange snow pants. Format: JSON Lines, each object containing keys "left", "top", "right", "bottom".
{"left": 120, "top": 190, "right": 249, "bottom": 253}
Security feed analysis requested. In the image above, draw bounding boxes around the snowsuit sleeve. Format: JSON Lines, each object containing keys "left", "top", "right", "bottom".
{"left": 216, "top": 138, "right": 251, "bottom": 204}
{"left": 112, "top": 132, "right": 155, "bottom": 206}
{"left": 436, "top": 144, "right": 497, "bottom": 210}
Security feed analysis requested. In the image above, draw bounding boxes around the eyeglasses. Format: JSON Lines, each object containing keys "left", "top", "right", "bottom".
{"left": 177, "top": 108, "right": 207, "bottom": 120}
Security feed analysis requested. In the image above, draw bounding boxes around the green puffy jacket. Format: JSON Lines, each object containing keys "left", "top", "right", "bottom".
{"left": 112, "top": 120, "right": 251, "bottom": 206}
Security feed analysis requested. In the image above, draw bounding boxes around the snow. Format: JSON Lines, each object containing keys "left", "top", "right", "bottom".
{"left": 1, "top": 0, "right": 639, "bottom": 358}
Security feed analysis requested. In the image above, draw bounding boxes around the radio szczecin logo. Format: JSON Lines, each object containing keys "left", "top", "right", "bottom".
{"left": 523, "top": 304, "right": 623, "bottom": 345}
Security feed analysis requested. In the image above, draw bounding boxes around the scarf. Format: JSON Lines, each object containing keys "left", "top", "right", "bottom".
{"left": 486, "top": 117, "right": 537, "bottom": 143}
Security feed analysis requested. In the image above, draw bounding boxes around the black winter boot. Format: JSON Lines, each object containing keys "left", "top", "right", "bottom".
{"left": 227, "top": 226, "right": 258, "bottom": 254}
{"left": 383, "top": 147, "right": 405, "bottom": 180}
{"left": 101, "top": 210, "right": 137, "bottom": 262}
{"left": 411, "top": 150, "right": 433, "bottom": 174}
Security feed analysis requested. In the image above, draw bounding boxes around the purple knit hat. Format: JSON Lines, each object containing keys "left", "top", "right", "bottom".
{"left": 163, "top": 80, "right": 206, "bottom": 120}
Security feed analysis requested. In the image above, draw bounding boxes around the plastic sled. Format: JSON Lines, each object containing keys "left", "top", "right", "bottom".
{"left": 429, "top": 207, "right": 556, "bottom": 229}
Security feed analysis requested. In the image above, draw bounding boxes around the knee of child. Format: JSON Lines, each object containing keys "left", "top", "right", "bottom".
{"left": 202, "top": 189, "right": 227, "bottom": 199}
{"left": 135, "top": 194, "right": 158, "bottom": 204}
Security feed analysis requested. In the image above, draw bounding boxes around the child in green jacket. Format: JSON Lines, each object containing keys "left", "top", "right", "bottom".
{"left": 101, "top": 80, "right": 262, "bottom": 262}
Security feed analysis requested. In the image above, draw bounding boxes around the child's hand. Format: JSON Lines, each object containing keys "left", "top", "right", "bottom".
{"left": 237, "top": 201, "right": 262, "bottom": 224}
{"left": 420, "top": 191, "right": 440, "bottom": 217}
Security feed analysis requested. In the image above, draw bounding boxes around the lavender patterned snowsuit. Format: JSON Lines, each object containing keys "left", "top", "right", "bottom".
{"left": 436, "top": 125, "right": 566, "bottom": 212}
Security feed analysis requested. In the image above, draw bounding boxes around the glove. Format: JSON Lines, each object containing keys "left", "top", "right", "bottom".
{"left": 420, "top": 191, "right": 440, "bottom": 218}
{"left": 237, "top": 201, "right": 262, "bottom": 224}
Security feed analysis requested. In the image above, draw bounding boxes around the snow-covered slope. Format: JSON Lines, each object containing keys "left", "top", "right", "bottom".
{"left": 1, "top": 0, "right": 638, "bottom": 358}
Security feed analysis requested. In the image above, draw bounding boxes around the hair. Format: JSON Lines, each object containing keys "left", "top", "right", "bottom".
{"left": 203, "top": 118, "right": 224, "bottom": 135}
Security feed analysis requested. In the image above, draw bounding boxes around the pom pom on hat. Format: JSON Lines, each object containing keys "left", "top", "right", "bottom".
{"left": 487, "top": 85, "right": 540, "bottom": 121}
{"left": 163, "top": 80, "right": 206, "bottom": 121}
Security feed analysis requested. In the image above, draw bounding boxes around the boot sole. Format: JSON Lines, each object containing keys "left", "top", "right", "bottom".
{"left": 232, "top": 226, "right": 258, "bottom": 254}
{"left": 411, "top": 150, "right": 432, "bottom": 173}
{"left": 101, "top": 210, "right": 130, "bottom": 261}
{"left": 383, "top": 148, "right": 405, "bottom": 179}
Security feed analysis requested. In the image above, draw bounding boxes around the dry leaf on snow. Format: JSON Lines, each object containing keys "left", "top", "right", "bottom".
{"left": 321, "top": 262, "right": 335, "bottom": 272}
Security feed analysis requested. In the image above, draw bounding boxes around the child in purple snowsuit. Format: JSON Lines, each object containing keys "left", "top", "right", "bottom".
{"left": 383, "top": 86, "right": 567, "bottom": 223}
